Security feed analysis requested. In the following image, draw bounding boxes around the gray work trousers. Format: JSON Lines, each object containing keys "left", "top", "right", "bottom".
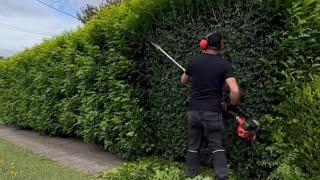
{"left": 186, "top": 110, "right": 228, "bottom": 180}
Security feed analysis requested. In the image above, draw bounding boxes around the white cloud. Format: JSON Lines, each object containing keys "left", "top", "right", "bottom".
{"left": 0, "top": 0, "right": 108, "bottom": 57}
{"left": 0, "top": 0, "right": 52, "bottom": 17}
{"left": 0, "top": 0, "right": 83, "bottom": 57}
{"left": 0, "top": 16, "right": 79, "bottom": 50}
{"left": 0, "top": 49, "right": 19, "bottom": 57}
{"left": 69, "top": 0, "right": 105, "bottom": 7}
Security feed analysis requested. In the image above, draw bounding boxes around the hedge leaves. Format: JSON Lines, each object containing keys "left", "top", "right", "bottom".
{"left": 0, "top": 0, "right": 319, "bottom": 179}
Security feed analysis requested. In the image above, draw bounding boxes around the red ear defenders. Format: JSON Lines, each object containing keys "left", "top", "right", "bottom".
{"left": 200, "top": 38, "right": 209, "bottom": 50}
{"left": 200, "top": 33, "right": 222, "bottom": 50}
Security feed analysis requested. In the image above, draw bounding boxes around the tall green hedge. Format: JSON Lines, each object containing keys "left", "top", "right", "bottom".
{"left": 132, "top": 0, "right": 319, "bottom": 178}
{"left": 264, "top": 76, "right": 320, "bottom": 179}
{"left": 0, "top": 0, "right": 178, "bottom": 159}
{"left": 0, "top": 0, "right": 319, "bottom": 179}
{"left": 137, "top": 0, "right": 277, "bottom": 157}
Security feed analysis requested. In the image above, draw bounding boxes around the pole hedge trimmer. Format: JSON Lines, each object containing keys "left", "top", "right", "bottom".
{"left": 227, "top": 111, "right": 260, "bottom": 142}
{"left": 151, "top": 42, "right": 260, "bottom": 142}
{"left": 151, "top": 42, "right": 186, "bottom": 72}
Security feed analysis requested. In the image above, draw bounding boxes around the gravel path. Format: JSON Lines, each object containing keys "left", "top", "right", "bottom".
{"left": 0, "top": 124, "right": 124, "bottom": 174}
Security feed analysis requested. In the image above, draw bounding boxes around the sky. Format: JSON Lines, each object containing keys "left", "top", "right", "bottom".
{"left": 0, "top": 0, "right": 104, "bottom": 57}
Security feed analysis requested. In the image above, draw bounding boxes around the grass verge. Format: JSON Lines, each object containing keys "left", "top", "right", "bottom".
{"left": 0, "top": 138, "right": 92, "bottom": 180}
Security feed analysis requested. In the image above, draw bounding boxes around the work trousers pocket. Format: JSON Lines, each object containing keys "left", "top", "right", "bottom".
{"left": 202, "top": 111, "right": 224, "bottom": 132}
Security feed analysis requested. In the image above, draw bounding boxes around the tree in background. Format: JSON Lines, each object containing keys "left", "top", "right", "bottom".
{"left": 77, "top": 0, "right": 121, "bottom": 23}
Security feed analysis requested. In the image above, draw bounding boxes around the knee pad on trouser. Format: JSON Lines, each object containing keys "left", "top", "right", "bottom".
{"left": 213, "top": 150, "right": 228, "bottom": 180}
{"left": 186, "top": 150, "right": 200, "bottom": 177}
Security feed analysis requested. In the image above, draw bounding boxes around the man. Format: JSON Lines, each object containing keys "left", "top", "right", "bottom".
{"left": 181, "top": 33, "right": 240, "bottom": 180}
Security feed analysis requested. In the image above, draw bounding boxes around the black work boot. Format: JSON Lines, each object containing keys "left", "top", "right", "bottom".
{"left": 213, "top": 150, "right": 228, "bottom": 180}
{"left": 186, "top": 151, "right": 201, "bottom": 177}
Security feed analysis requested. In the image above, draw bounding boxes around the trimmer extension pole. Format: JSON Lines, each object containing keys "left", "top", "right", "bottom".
{"left": 151, "top": 42, "right": 186, "bottom": 72}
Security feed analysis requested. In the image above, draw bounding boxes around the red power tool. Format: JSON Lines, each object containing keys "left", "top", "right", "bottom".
{"left": 227, "top": 111, "right": 260, "bottom": 143}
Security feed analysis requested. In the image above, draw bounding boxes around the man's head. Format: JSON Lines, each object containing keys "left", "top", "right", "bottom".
{"left": 200, "top": 33, "right": 224, "bottom": 52}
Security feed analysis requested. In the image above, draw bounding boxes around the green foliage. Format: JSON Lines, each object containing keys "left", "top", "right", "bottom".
{"left": 0, "top": 0, "right": 319, "bottom": 179}
{"left": 103, "top": 158, "right": 218, "bottom": 180}
{"left": 132, "top": 0, "right": 319, "bottom": 178}
{"left": 133, "top": 0, "right": 319, "bottom": 178}
{"left": 136, "top": 1, "right": 279, "bottom": 168}
{"left": 267, "top": 152, "right": 305, "bottom": 180}
{"left": 271, "top": 77, "right": 320, "bottom": 177}
{"left": 0, "top": 19, "right": 147, "bottom": 159}
{"left": 251, "top": 1, "right": 319, "bottom": 178}
{"left": 263, "top": 0, "right": 320, "bottom": 97}
{"left": 103, "top": 158, "right": 187, "bottom": 180}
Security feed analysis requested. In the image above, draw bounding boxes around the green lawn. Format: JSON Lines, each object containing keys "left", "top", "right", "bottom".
{"left": 0, "top": 138, "right": 94, "bottom": 180}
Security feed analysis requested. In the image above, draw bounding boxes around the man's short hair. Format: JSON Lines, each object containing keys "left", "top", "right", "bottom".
{"left": 207, "top": 33, "right": 222, "bottom": 50}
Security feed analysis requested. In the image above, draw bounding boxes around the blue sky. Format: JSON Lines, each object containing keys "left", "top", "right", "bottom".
{"left": 0, "top": 0, "right": 104, "bottom": 57}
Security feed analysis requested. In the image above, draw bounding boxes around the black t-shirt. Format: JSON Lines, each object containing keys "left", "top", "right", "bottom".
{"left": 185, "top": 53, "right": 234, "bottom": 112}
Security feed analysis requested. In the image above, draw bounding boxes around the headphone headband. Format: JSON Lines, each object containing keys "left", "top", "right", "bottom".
{"left": 200, "top": 33, "right": 222, "bottom": 50}
{"left": 205, "top": 33, "right": 215, "bottom": 39}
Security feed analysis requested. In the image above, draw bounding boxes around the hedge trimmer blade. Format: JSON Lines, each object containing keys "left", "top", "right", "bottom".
{"left": 151, "top": 42, "right": 186, "bottom": 72}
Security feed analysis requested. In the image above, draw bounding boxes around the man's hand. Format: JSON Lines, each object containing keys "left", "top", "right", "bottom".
{"left": 226, "top": 77, "right": 240, "bottom": 105}
{"left": 181, "top": 73, "right": 191, "bottom": 84}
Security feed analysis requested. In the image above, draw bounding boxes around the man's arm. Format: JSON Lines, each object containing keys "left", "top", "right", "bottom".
{"left": 181, "top": 73, "right": 191, "bottom": 84}
{"left": 225, "top": 77, "right": 240, "bottom": 105}
{"left": 181, "top": 58, "right": 192, "bottom": 84}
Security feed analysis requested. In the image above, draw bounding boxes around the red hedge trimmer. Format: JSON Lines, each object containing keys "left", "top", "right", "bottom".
{"left": 227, "top": 110, "right": 260, "bottom": 142}
{"left": 151, "top": 42, "right": 260, "bottom": 142}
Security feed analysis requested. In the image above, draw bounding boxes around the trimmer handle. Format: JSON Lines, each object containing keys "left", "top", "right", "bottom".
{"left": 227, "top": 111, "right": 238, "bottom": 119}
